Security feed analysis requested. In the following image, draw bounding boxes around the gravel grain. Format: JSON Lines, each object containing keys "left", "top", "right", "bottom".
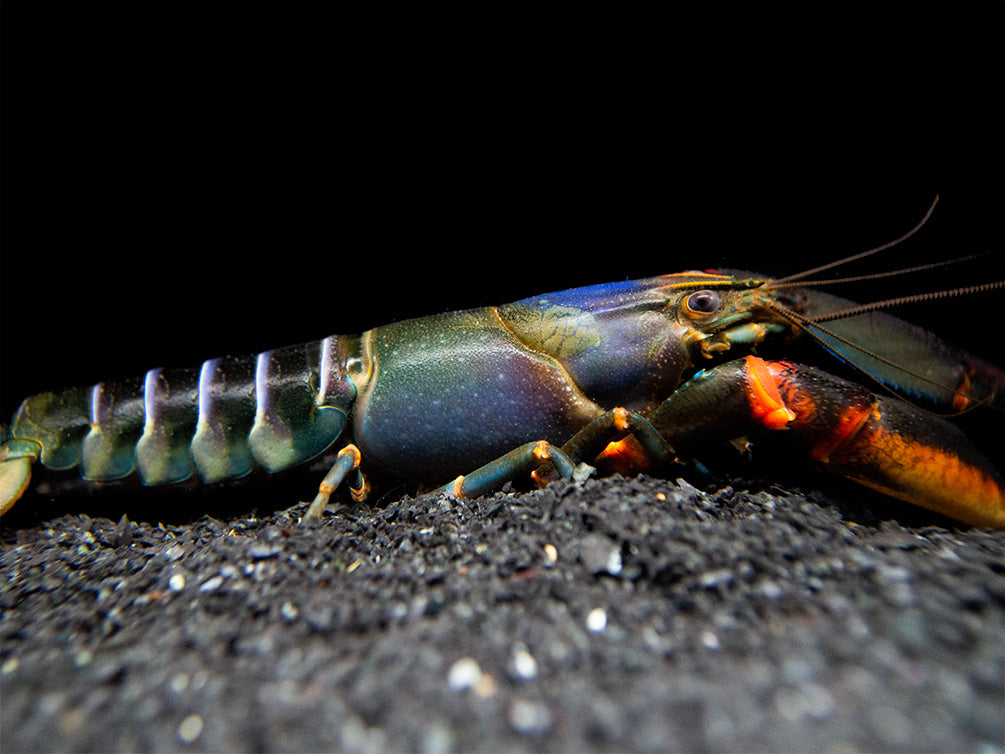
{"left": 2, "top": 473, "right": 1003, "bottom": 752}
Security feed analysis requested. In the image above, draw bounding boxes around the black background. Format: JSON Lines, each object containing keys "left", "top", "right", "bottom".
{"left": 2, "top": 2, "right": 1002, "bottom": 449}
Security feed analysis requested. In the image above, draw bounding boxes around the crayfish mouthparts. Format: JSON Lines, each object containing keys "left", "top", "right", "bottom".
{"left": 695, "top": 323, "right": 775, "bottom": 360}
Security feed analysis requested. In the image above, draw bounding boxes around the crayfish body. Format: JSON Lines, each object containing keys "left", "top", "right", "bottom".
{"left": 1, "top": 269, "right": 1003, "bottom": 528}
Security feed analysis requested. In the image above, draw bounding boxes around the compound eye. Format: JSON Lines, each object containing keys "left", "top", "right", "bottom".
{"left": 685, "top": 290, "right": 720, "bottom": 316}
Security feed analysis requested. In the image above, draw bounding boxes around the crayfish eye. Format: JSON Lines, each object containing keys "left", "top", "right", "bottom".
{"left": 685, "top": 290, "right": 720, "bottom": 315}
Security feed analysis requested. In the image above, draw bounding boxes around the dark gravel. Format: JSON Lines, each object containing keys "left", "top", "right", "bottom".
{"left": 1, "top": 471, "right": 1003, "bottom": 753}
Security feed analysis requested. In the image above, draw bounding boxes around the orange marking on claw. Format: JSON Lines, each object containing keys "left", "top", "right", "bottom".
{"left": 811, "top": 402, "right": 876, "bottom": 463}
{"left": 596, "top": 436, "right": 652, "bottom": 475}
{"left": 850, "top": 425, "right": 1005, "bottom": 529}
{"left": 952, "top": 371, "right": 973, "bottom": 412}
{"left": 743, "top": 355, "right": 796, "bottom": 430}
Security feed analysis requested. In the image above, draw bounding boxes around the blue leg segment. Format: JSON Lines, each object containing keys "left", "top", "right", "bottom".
{"left": 436, "top": 441, "right": 576, "bottom": 499}
{"left": 439, "top": 408, "right": 676, "bottom": 500}
{"left": 304, "top": 444, "right": 368, "bottom": 519}
{"left": 303, "top": 408, "right": 677, "bottom": 519}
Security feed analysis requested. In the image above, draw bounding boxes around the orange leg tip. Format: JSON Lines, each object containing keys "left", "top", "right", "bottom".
{"left": 337, "top": 444, "right": 362, "bottom": 468}
{"left": 533, "top": 441, "right": 551, "bottom": 462}
{"left": 350, "top": 478, "right": 370, "bottom": 503}
{"left": 613, "top": 407, "right": 631, "bottom": 432}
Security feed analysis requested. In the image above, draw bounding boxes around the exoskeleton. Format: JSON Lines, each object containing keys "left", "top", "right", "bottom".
{"left": 2, "top": 212, "right": 1004, "bottom": 528}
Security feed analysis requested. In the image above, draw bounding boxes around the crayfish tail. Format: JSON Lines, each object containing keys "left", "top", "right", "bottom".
{"left": 0, "top": 440, "right": 40, "bottom": 516}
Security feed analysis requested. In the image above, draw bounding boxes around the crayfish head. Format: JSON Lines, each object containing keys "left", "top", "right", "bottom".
{"left": 670, "top": 273, "right": 795, "bottom": 361}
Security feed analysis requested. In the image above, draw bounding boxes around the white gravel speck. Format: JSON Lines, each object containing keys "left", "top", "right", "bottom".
{"left": 199, "top": 576, "right": 223, "bottom": 593}
{"left": 543, "top": 544, "right": 558, "bottom": 565}
{"left": 587, "top": 607, "right": 607, "bottom": 632}
{"left": 511, "top": 646, "right": 538, "bottom": 680}
{"left": 509, "top": 699, "right": 552, "bottom": 735}
{"left": 178, "top": 714, "right": 203, "bottom": 743}
{"left": 170, "top": 673, "right": 189, "bottom": 694}
{"left": 447, "top": 658, "right": 483, "bottom": 691}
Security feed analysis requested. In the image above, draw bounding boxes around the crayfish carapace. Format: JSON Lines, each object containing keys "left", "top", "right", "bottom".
{"left": 2, "top": 200, "right": 1003, "bottom": 528}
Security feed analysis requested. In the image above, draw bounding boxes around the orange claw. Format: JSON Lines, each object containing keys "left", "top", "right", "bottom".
{"left": 763, "top": 361, "right": 1005, "bottom": 529}
{"left": 848, "top": 423, "right": 1005, "bottom": 529}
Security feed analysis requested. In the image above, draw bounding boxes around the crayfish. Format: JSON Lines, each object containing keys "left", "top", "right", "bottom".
{"left": 2, "top": 200, "right": 1003, "bottom": 528}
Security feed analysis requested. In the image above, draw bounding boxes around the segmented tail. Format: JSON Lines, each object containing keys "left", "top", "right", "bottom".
{"left": 3, "top": 336, "right": 359, "bottom": 488}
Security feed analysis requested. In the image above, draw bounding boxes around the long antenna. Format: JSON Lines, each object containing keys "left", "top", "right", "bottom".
{"left": 807, "top": 281, "right": 1004, "bottom": 323}
{"left": 771, "top": 195, "right": 940, "bottom": 285}
{"left": 767, "top": 254, "right": 987, "bottom": 290}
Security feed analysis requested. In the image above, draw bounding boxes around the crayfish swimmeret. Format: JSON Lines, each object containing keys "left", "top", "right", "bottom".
{"left": 2, "top": 205, "right": 1003, "bottom": 528}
